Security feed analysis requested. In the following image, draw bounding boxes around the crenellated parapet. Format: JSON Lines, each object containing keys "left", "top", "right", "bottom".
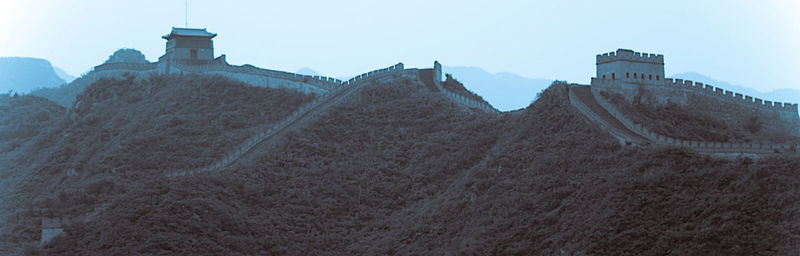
{"left": 591, "top": 77, "right": 800, "bottom": 124}
{"left": 93, "top": 62, "right": 159, "bottom": 72}
{"left": 660, "top": 78, "right": 799, "bottom": 112}
{"left": 596, "top": 49, "right": 664, "bottom": 65}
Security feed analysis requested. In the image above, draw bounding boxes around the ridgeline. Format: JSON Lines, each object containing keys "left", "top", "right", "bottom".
{"left": 1, "top": 68, "right": 798, "bottom": 254}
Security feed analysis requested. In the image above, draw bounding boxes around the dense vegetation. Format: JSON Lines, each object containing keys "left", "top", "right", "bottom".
{"left": 104, "top": 49, "right": 149, "bottom": 64}
{"left": 2, "top": 75, "right": 794, "bottom": 255}
{"left": 0, "top": 74, "right": 315, "bottom": 254}
{"left": 1, "top": 73, "right": 798, "bottom": 254}
{"left": 602, "top": 91, "right": 799, "bottom": 143}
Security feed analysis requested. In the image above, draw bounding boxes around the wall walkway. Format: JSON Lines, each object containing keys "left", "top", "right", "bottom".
{"left": 569, "top": 84, "right": 797, "bottom": 155}
{"left": 165, "top": 63, "right": 404, "bottom": 177}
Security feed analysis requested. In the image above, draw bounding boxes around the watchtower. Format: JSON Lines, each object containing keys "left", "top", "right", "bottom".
{"left": 596, "top": 49, "right": 665, "bottom": 83}
{"left": 158, "top": 27, "right": 217, "bottom": 64}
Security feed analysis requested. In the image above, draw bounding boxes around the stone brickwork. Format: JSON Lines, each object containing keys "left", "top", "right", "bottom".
{"left": 592, "top": 49, "right": 799, "bottom": 125}
{"left": 588, "top": 86, "right": 797, "bottom": 154}
{"left": 596, "top": 49, "right": 665, "bottom": 83}
{"left": 40, "top": 217, "right": 69, "bottom": 246}
{"left": 430, "top": 61, "right": 499, "bottom": 114}
{"left": 166, "top": 63, "right": 405, "bottom": 178}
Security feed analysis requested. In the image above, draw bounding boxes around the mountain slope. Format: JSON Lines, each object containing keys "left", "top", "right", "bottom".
{"left": 52, "top": 66, "right": 77, "bottom": 83}
{"left": 0, "top": 74, "right": 316, "bottom": 254}
{"left": 0, "top": 57, "right": 66, "bottom": 93}
{"left": 24, "top": 77, "right": 799, "bottom": 255}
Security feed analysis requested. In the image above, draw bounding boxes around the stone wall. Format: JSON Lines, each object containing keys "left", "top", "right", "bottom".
{"left": 429, "top": 61, "right": 499, "bottom": 114}
{"left": 589, "top": 85, "right": 797, "bottom": 154}
{"left": 591, "top": 78, "right": 800, "bottom": 124}
{"left": 596, "top": 49, "right": 665, "bottom": 83}
{"left": 91, "top": 60, "right": 345, "bottom": 95}
{"left": 166, "top": 63, "right": 405, "bottom": 178}
{"left": 40, "top": 217, "right": 69, "bottom": 246}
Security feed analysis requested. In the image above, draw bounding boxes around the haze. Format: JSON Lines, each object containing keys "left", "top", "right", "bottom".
{"left": 1, "top": 0, "right": 799, "bottom": 91}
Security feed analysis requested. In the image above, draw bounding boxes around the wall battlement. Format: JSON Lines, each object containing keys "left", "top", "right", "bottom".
{"left": 592, "top": 77, "right": 799, "bottom": 112}
{"left": 596, "top": 49, "right": 664, "bottom": 64}
{"left": 659, "top": 78, "right": 799, "bottom": 111}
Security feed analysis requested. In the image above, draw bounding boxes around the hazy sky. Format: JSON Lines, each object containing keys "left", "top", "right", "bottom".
{"left": 1, "top": 0, "right": 799, "bottom": 91}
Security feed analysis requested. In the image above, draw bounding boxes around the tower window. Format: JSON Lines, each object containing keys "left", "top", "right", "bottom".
{"left": 602, "top": 74, "right": 606, "bottom": 79}
{"left": 656, "top": 75, "right": 660, "bottom": 80}
{"left": 634, "top": 73, "right": 637, "bottom": 79}
{"left": 612, "top": 73, "right": 615, "bottom": 79}
{"left": 626, "top": 72, "right": 630, "bottom": 78}
{"left": 649, "top": 74, "right": 652, "bottom": 80}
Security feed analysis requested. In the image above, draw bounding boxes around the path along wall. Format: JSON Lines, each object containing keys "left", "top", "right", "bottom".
{"left": 166, "top": 63, "right": 405, "bottom": 178}
{"left": 430, "top": 61, "right": 499, "bottom": 114}
{"left": 90, "top": 61, "right": 343, "bottom": 95}
{"left": 591, "top": 77, "right": 800, "bottom": 124}
{"left": 589, "top": 85, "right": 797, "bottom": 154}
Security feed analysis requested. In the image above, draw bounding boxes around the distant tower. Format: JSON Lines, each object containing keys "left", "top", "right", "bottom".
{"left": 158, "top": 27, "right": 217, "bottom": 64}
{"left": 596, "top": 49, "right": 665, "bottom": 83}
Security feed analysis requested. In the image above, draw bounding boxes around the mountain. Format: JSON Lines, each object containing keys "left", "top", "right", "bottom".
{"left": 104, "top": 48, "right": 148, "bottom": 64}
{"left": 29, "top": 49, "right": 151, "bottom": 108}
{"left": 0, "top": 57, "right": 66, "bottom": 94}
{"left": 52, "top": 66, "right": 77, "bottom": 83}
{"left": 2, "top": 72, "right": 797, "bottom": 254}
{"left": 443, "top": 66, "right": 552, "bottom": 111}
{"left": 672, "top": 72, "right": 800, "bottom": 104}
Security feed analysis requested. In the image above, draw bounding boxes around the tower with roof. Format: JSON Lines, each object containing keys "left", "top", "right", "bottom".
{"left": 158, "top": 27, "right": 217, "bottom": 64}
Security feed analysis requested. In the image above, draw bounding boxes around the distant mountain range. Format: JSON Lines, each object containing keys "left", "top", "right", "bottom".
{"left": 672, "top": 72, "right": 800, "bottom": 104}
{"left": 4, "top": 59, "right": 796, "bottom": 109}
{"left": 0, "top": 57, "right": 68, "bottom": 94}
{"left": 442, "top": 66, "right": 553, "bottom": 111}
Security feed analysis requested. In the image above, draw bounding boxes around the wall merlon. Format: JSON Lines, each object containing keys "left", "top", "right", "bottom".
{"left": 596, "top": 49, "right": 665, "bottom": 64}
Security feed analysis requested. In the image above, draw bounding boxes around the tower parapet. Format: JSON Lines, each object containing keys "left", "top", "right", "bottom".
{"left": 596, "top": 49, "right": 664, "bottom": 65}
{"left": 596, "top": 49, "right": 665, "bottom": 83}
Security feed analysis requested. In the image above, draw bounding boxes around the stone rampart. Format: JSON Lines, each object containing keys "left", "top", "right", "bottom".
{"left": 591, "top": 77, "right": 800, "bottom": 124}
{"left": 168, "top": 62, "right": 343, "bottom": 93}
{"left": 429, "top": 61, "right": 499, "bottom": 114}
{"left": 589, "top": 86, "right": 797, "bottom": 154}
{"left": 596, "top": 49, "right": 664, "bottom": 64}
{"left": 40, "top": 217, "right": 70, "bottom": 246}
{"left": 166, "top": 63, "right": 405, "bottom": 178}
{"left": 93, "top": 62, "right": 159, "bottom": 72}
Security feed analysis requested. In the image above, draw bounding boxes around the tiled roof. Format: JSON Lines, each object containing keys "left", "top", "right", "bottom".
{"left": 162, "top": 27, "right": 217, "bottom": 39}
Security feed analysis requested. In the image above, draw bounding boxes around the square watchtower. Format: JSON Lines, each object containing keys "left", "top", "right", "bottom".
{"left": 596, "top": 49, "right": 665, "bottom": 83}
{"left": 158, "top": 27, "right": 217, "bottom": 64}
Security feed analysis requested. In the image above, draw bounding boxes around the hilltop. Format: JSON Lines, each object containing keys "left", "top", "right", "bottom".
{"left": 0, "top": 57, "right": 66, "bottom": 93}
{"left": 1, "top": 69, "right": 797, "bottom": 254}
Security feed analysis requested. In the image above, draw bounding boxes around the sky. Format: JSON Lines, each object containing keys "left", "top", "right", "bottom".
{"left": 1, "top": 0, "right": 799, "bottom": 91}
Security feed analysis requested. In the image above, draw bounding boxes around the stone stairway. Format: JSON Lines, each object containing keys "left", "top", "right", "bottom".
{"left": 569, "top": 85, "right": 649, "bottom": 145}
{"left": 166, "top": 64, "right": 404, "bottom": 177}
{"left": 569, "top": 84, "right": 797, "bottom": 155}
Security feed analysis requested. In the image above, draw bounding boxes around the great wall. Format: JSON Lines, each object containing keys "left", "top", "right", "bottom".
{"left": 572, "top": 49, "right": 798, "bottom": 156}
{"left": 35, "top": 29, "right": 800, "bottom": 246}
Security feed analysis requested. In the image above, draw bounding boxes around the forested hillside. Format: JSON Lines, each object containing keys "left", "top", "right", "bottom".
{"left": 1, "top": 73, "right": 798, "bottom": 255}
{"left": 0, "top": 74, "right": 315, "bottom": 254}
